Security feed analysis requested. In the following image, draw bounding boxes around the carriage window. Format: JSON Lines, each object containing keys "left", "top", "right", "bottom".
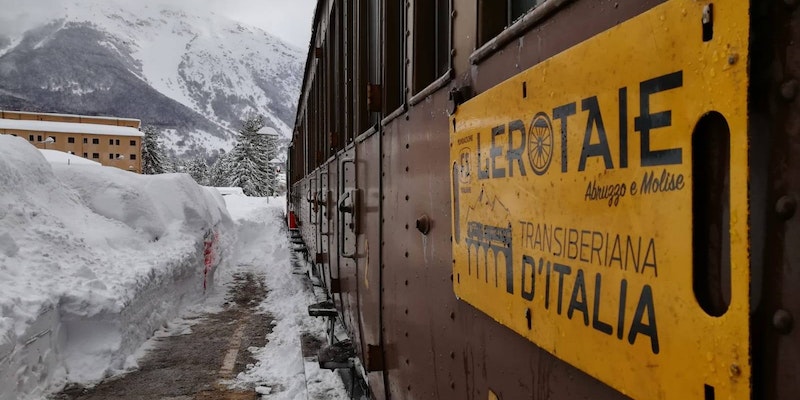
{"left": 478, "top": 0, "right": 546, "bottom": 46}
{"left": 384, "top": 0, "right": 406, "bottom": 112}
{"left": 412, "top": 0, "right": 450, "bottom": 94}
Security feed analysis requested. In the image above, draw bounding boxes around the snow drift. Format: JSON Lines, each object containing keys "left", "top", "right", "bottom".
{"left": 0, "top": 136, "right": 233, "bottom": 399}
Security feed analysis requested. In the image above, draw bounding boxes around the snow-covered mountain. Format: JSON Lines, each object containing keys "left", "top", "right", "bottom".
{"left": 0, "top": 0, "right": 304, "bottom": 158}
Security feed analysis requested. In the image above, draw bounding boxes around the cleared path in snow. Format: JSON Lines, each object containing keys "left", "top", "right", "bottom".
{"left": 51, "top": 272, "right": 271, "bottom": 400}
{"left": 48, "top": 195, "right": 348, "bottom": 400}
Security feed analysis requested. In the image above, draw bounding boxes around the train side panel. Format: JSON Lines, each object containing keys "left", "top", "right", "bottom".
{"left": 284, "top": 0, "right": 799, "bottom": 399}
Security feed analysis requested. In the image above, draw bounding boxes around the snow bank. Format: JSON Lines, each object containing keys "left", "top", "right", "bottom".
{"left": 39, "top": 149, "right": 102, "bottom": 166}
{"left": 213, "top": 186, "right": 245, "bottom": 197}
{"left": 0, "top": 136, "right": 233, "bottom": 399}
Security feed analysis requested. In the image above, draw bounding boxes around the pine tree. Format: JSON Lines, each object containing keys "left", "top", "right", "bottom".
{"left": 186, "top": 156, "right": 209, "bottom": 185}
{"left": 228, "top": 115, "right": 273, "bottom": 196}
{"left": 141, "top": 126, "right": 166, "bottom": 175}
{"left": 207, "top": 152, "right": 232, "bottom": 187}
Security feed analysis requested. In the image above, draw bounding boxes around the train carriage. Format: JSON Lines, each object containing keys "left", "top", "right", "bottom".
{"left": 287, "top": 0, "right": 797, "bottom": 399}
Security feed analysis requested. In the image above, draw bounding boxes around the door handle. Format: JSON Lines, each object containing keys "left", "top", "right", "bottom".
{"left": 338, "top": 188, "right": 360, "bottom": 259}
{"left": 338, "top": 156, "right": 358, "bottom": 259}
{"left": 338, "top": 190, "right": 352, "bottom": 213}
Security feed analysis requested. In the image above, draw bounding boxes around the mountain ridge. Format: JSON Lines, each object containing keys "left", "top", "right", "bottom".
{"left": 0, "top": 0, "right": 304, "bottom": 159}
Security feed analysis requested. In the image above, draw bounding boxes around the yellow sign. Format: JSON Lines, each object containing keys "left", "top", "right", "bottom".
{"left": 450, "top": 1, "right": 750, "bottom": 399}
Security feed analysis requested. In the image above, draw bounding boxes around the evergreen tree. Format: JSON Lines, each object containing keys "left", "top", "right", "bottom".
{"left": 207, "top": 151, "right": 232, "bottom": 187}
{"left": 228, "top": 115, "right": 273, "bottom": 196}
{"left": 163, "top": 156, "right": 184, "bottom": 174}
{"left": 141, "top": 126, "right": 165, "bottom": 175}
{"left": 264, "top": 133, "right": 279, "bottom": 196}
{"left": 186, "top": 156, "right": 209, "bottom": 185}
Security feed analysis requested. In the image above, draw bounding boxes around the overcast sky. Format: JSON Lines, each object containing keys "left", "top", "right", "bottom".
{"left": 190, "top": 0, "right": 317, "bottom": 48}
{"left": 0, "top": 0, "right": 317, "bottom": 49}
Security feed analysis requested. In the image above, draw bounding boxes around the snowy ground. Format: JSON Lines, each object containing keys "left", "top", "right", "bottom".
{"left": 223, "top": 195, "right": 349, "bottom": 400}
{"left": 0, "top": 136, "right": 347, "bottom": 399}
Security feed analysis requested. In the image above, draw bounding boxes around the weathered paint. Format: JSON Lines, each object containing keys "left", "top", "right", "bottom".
{"left": 450, "top": 1, "right": 750, "bottom": 399}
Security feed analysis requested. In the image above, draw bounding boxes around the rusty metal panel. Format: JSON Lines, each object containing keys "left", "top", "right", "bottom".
{"left": 751, "top": 1, "right": 800, "bottom": 399}
{"left": 451, "top": 1, "right": 750, "bottom": 399}
{"left": 383, "top": 92, "right": 471, "bottom": 400}
{"left": 380, "top": 115, "right": 440, "bottom": 400}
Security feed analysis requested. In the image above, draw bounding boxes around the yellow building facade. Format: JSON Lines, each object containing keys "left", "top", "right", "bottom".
{"left": 0, "top": 110, "right": 144, "bottom": 173}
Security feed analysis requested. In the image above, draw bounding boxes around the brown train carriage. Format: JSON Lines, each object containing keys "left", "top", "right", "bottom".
{"left": 287, "top": 0, "right": 797, "bottom": 399}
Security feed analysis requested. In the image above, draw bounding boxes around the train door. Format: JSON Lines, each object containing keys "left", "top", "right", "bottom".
{"left": 303, "top": 171, "right": 318, "bottom": 256}
{"left": 324, "top": 159, "right": 340, "bottom": 314}
{"left": 337, "top": 146, "right": 362, "bottom": 350}
{"left": 316, "top": 167, "right": 332, "bottom": 288}
{"left": 354, "top": 131, "right": 384, "bottom": 393}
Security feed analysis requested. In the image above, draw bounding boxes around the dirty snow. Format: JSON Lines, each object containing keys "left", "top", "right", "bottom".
{"left": 224, "top": 195, "right": 349, "bottom": 400}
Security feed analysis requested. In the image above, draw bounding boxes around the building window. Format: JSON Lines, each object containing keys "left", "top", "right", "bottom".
{"left": 478, "top": 0, "right": 545, "bottom": 46}
{"left": 115, "top": 139, "right": 120, "bottom": 145}
{"left": 68, "top": 137, "right": 75, "bottom": 143}
{"left": 109, "top": 153, "right": 114, "bottom": 159}
{"left": 83, "top": 152, "right": 88, "bottom": 158}
{"left": 92, "top": 153, "right": 99, "bottom": 159}
{"left": 83, "top": 138, "right": 88, "bottom": 144}
{"left": 130, "top": 140, "right": 136, "bottom": 146}
{"left": 28, "top": 135, "right": 34, "bottom": 141}
{"left": 130, "top": 154, "right": 137, "bottom": 160}
{"left": 109, "top": 139, "right": 114, "bottom": 145}
{"left": 115, "top": 153, "right": 121, "bottom": 159}
{"left": 413, "top": 0, "right": 450, "bottom": 93}
{"left": 37, "top": 135, "right": 42, "bottom": 142}
{"left": 92, "top": 138, "right": 99, "bottom": 144}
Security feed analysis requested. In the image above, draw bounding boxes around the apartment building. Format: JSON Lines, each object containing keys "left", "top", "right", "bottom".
{"left": 0, "top": 110, "right": 144, "bottom": 173}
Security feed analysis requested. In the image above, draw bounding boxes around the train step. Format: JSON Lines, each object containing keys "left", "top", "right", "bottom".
{"left": 317, "top": 340, "right": 355, "bottom": 370}
{"left": 308, "top": 301, "right": 338, "bottom": 318}
{"left": 290, "top": 252, "right": 308, "bottom": 275}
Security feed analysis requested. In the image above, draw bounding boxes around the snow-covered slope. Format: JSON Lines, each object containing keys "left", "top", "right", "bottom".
{"left": 0, "top": 0, "right": 304, "bottom": 157}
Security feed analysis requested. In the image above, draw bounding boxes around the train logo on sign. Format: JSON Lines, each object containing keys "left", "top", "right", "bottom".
{"left": 458, "top": 147, "right": 472, "bottom": 185}
{"left": 527, "top": 112, "right": 555, "bottom": 175}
